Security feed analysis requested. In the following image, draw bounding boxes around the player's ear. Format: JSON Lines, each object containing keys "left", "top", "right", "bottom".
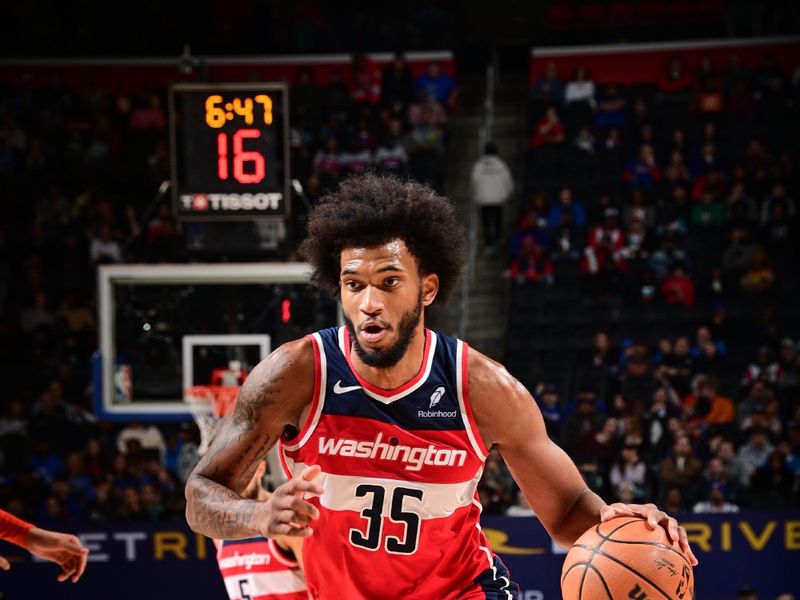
{"left": 421, "top": 273, "right": 438, "bottom": 307}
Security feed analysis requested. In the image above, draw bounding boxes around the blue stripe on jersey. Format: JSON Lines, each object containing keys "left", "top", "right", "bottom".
{"left": 221, "top": 537, "right": 268, "bottom": 547}
{"left": 315, "top": 327, "right": 466, "bottom": 431}
{"left": 473, "top": 555, "right": 519, "bottom": 599}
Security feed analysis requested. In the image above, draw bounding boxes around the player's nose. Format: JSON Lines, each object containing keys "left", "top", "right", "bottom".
{"left": 359, "top": 285, "right": 384, "bottom": 314}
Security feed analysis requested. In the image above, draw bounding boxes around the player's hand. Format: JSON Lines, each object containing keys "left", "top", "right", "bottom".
{"left": 600, "top": 502, "right": 698, "bottom": 566}
{"left": 259, "top": 465, "right": 324, "bottom": 538}
{"left": 0, "top": 554, "right": 9, "bottom": 570}
{"left": 25, "top": 528, "right": 89, "bottom": 582}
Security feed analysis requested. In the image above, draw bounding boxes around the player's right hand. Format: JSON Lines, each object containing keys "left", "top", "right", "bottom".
{"left": 258, "top": 465, "right": 323, "bottom": 538}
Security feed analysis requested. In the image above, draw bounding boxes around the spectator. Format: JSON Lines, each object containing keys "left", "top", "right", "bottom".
{"left": 594, "top": 84, "right": 627, "bottom": 130}
{"left": 659, "top": 435, "right": 703, "bottom": 499}
{"left": 535, "top": 383, "right": 564, "bottom": 441}
{"left": 663, "top": 150, "right": 691, "bottom": 187}
{"left": 408, "top": 89, "right": 447, "bottom": 128}
{"left": 530, "top": 106, "right": 565, "bottom": 148}
{"left": 760, "top": 183, "right": 795, "bottom": 225}
{"left": 564, "top": 65, "right": 596, "bottom": 109}
{"left": 737, "top": 428, "right": 775, "bottom": 488}
{"left": 690, "top": 191, "right": 725, "bottom": 230}
{"left": 374, "top": 119, "right": 409, "bottom": 177}
{"left": 692, "top": 481, "right": 739, "bottom": 513}
{"left": 116, "top": 423, "right": 166, "bottom": 461}
{"left": 471, "top": 142, "right": 513, "bottom": 253}
{"left": 740, "top": 250, "right": 775, "bottom": 295}
{"left": 717, "top": 439, "right": 748, "bottom": 488}
{"left": 623, "top": 144, "right": 662, "bottom": 191}
{"left": 89, "top": 224, "right": 122, "bottom": 264}
{"left": 609, "top": 444, "right": 647, "bottom": 500}
{"left": 660, "top": 263, "right": 695, "bottom": 310}
{"left": 312, "top": 136, "right": 343, "bottom": 191}
{"left": 380, "top": 53, "right": 414, "bottom": 113}
{"left": 529, "top": 61, "right": 564, "bottom": 114}
{"left": 414, "top": 62, "right": 457, "bottom": 110}
{"left": 649, "top": 233, "right": 691, "bottom": 281}
{"left": 683, "top": 376, "right": 735, "bottom": 428}
{"left": 547, "top": 187, "right": 587, "bottom": 231}
{"left": 291, "top": 68, "right": 320, "bottom": 122}
{"left": 663, "top": 486, "right": 685, "bottom": 513}
{"left": 349, "top": 52, "right": 381, "bottom": 106}
{"left": 750, "top": 450, "right": 793, "bottom": 508}
{"left": 694, "top": 56, "right": 724, "bottom": 116}
{"left": 508, "top": 235, "right": 553, "bottom": 286}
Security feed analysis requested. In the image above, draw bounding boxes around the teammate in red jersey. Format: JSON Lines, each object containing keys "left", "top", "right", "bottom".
{"left": 215, "top": 459, "right": 307, "bottom": 600}
{"left": 0, "top": 508, "right": 89, "bottom": 582}
{"left": 186, "top": 174, "right": 697, "bottom": 598}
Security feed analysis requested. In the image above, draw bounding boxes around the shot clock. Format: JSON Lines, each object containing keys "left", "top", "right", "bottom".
{"left": 169, "top": 83, "right": 289, "bottom": 220}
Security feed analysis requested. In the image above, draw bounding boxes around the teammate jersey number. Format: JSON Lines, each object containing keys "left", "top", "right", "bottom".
{"left": 349, "top": 484, "right": 423, "bottom": 555}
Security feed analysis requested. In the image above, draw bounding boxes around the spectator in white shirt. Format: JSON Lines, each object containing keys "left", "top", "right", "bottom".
{"left": 470, "top": 142, "right": 514, "bottom": 255}
{"left": 565, "top": 65, "right": 596, "bottom": 109}
{"left": 692, "top": 482, "right": 740, "bottom": 513}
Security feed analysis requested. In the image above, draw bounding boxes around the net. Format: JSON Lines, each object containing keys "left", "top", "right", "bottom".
{"left": 184, "top": 385, "right": 240, "bottom": 455}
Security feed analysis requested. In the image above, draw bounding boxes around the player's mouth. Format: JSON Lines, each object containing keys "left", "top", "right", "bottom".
{"left": 359, "top": 320, "right": 389, "bottom": 344}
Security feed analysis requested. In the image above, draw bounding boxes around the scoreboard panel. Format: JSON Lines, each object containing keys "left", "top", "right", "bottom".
{"left": 169, "top": 83, "right": 289, "bottom": 221}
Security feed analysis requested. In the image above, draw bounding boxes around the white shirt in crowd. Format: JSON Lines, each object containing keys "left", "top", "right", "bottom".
{"left": 470, "top": 154, "right": 514, "bottom": 206}
{"left": 565, "top": 80, "right": 596, "bottom": 108}
{"left": 117, "top": 424, "right": 167, "bottom": 458}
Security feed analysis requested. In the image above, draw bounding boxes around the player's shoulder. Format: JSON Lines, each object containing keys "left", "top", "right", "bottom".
{"left": 241, "top": 336, "right": 316, "bottom": 409}
{"left": 466, "top": 344, "right": 521, "bottom": 398}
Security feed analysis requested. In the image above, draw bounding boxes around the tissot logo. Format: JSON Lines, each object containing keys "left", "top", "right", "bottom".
{"left": 180, "top": 193, "right": 282, "bottom": 212}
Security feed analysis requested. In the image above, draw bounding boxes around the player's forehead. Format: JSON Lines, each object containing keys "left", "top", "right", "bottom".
{"left": 340, "top": 239, "right": 418, "bottom": 275}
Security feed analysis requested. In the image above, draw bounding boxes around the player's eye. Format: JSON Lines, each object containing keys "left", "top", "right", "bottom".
{"left": 344, "top": 280, "right": 363, "bottom": 291}
{"left": 384, "top": 277, "right": 399, "bottom": 287}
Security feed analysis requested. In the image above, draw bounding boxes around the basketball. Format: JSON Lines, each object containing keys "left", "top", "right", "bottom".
{"left": 561, "top": 517, "right": 694, "bottom": 600}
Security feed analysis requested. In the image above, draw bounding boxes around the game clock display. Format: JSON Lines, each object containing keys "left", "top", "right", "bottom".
{"left": 169, "top": 83, "right": 289, "bottom": 220}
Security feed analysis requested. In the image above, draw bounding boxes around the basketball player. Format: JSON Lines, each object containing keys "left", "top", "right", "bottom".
{"left": 186, "top": 174, "right": 698, "bottom": 598}
{"left": 0, "top": 507, "right": 89, "bottom": 582}
{"left": 215, "top": 460, "right": 307, "bottom": 600}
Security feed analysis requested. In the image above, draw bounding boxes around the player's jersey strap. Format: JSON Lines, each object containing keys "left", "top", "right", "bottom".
{"left": 217, "top": 537, "right": 306, "bottom": 600}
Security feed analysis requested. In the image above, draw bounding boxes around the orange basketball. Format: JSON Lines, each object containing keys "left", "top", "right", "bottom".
{"left": 561, "top": 517, "right": 694, "bottom": 600}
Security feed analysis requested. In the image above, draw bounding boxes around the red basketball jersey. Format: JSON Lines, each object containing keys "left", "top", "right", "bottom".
{"left": 217, "top": 537, "right": 307, "bottom": 600}
{"left": 279, "top": 327, "right": 517, "bottom": 599}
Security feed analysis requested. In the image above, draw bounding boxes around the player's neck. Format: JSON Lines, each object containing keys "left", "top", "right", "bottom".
{"left": 349, "top": 321, "right": 427, "bottom": 390}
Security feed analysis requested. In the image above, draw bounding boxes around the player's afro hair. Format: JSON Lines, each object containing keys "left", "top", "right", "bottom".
{"left": 298, "top": 173, "right": 467, "bottom": 304}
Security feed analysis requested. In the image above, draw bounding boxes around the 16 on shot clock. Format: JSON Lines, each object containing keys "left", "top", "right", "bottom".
{"left": 169, "top": 83, "right": 289, "bottom": 220}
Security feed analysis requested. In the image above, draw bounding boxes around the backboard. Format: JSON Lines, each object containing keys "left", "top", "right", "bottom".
{"left": 93, "top": 262, "right": 337, "bottom": 420}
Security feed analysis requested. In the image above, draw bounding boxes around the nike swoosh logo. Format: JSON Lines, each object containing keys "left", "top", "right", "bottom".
{"left": 333, "top": 380, "right": 362, "bottom": 394}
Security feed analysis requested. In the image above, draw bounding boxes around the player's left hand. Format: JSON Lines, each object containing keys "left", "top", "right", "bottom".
{"left": 600, "top": 502, "right": 698, "bottom": 566}
{"left": 25, "top": 528, "right": 89, "bottom": 583}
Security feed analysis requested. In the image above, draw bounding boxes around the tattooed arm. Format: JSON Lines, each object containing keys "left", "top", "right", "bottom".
{"left": 185, "top": 338, "right": 323, "bottom": 540}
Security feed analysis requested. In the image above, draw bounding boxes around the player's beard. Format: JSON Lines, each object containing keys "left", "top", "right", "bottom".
{"left": 344, "top": 291, "right": 423, "bottom": 369}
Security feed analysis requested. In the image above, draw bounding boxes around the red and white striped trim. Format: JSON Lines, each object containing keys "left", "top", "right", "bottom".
{"left": 338, "top": 327, "right": 438, "bottom": 404}
{"left": 456, "top": 341, "right": 489, "bottom": 461}
{"left": 268, "top": 538, "right": 298, "bottom": 568}
{"left": 281, "top": 333, "right": 327, "bottom": 453}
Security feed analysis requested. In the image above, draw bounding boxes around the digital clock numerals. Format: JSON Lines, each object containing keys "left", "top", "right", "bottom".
{"left": 205, "top": 95, "right": 273, "bottom": 128}
{"left": 217, "top": 129, "right": 265, "bottom": 184}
